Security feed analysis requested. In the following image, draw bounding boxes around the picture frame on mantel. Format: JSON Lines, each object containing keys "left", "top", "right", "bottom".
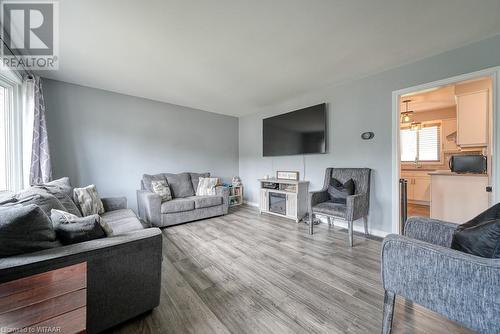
{"left": 276, "top": 171, "right": 300, "bottom": 181}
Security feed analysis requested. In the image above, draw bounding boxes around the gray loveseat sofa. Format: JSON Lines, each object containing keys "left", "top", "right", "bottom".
{"left": 137, "top": 172, "right": 229, "bottom": 227}
{"left": 381, "top": 216, "right": 500, "bottom": 334}
{"left": 0, "top": 190, "right": 162, "bottom": 333}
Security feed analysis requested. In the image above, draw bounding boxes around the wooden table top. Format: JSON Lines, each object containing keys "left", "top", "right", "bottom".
{"left": 0, "top": 262, "right": 87, "bottom": 334}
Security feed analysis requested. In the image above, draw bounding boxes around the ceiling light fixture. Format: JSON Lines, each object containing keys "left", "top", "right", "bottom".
{"left": 401, "top": 99, "right": 413, "bottom": 123}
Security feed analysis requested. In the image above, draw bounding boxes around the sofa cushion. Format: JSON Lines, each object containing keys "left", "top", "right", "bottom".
{"left": 187, "top": 195, "right": 223, "bottom": 209}
{"left": 189, "top": 172, "right": 210, "bottom": 193}
{"left": 0, "top": 204, "right": 59, "bottom": 257}
{"left": 142, "top": 173, "right": 167, "bottom": 193}
{"left": 161, "top": 198, "right": 195, "bottom": 213}
{"left": 35, "top": 177, "right": 82, "bottom": 217}
{"left": 312, "top": 202, "right": 347, "bottom": 218}
{"left": 100, "top": 209, "right": 144, "bottom": 236}
{"left": 16, "top": 188, "right": 66, "bottom": 216}
{"left": 164, "top": 173, "right": 195, "bottom": 198}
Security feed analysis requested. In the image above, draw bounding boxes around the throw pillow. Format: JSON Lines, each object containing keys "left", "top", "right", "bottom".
{"left": 142, "top": 173, "right": 167, "bottom": 193}
{"left": 73, "top": 185, "right": 105, "bottom": 216}
{"left": 0, "top": 205, "right": 59, "bottom": 257}
{"left": 164, "top": 172, "right": 195, "bottom": 198}
{"left": 451, "top": 219, "right": 500, "bottom": 258}
{"left": 196, "top": 177, "right": 220, "bottom": 196}
{"left": 151, "top": 180, "right": 172, "bottom": 202}
{"left": 189, "top": 172, "right": 210, "bottom": 193}
{"left": 327, "top": 178, "right": 355, "bottom": 204}
{"left": 51, "top": 208, "right": 113, "bottom": 237}
{"left": 51, "top": 211, "right": 105, "bottom": 245}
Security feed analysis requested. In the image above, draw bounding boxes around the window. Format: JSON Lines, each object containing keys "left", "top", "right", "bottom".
{"left": 0, "top": 84, "right": 9, "bottom": 191}
{"left": 401, "top": 124, "right": 441, "bottom": 162}
{"left": 0, "top": 73, "right": 22, "bottom": 192}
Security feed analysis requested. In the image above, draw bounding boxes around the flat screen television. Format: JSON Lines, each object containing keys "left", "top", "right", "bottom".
{"left": 263, "top": 103, "right": 326, "bottom": 157}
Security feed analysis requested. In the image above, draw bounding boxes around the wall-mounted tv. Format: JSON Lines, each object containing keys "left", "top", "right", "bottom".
{"left": 263, "top": 103, "right": 327, "bottom": 157}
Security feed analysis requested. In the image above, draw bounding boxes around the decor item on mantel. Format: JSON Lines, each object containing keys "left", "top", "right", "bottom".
{"left": 259, "top": 178, "right": 309, "bottom": 222}
{"left": 276, "top": 171, "right": 300, "bottom": 181}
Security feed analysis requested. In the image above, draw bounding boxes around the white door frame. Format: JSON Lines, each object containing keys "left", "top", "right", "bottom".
{"left": 391, "top": 66, "right": 500, "bottom": 234}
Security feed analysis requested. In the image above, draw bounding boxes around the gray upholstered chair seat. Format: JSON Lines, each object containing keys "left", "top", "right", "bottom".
{"left": 161, "top": 198, "right": 195, "bottom": 213}
{"left": 187, "top": 195, "right": 223, "bottom": 209}
{"left": 312, "top": 202, "right": 346, "bottom": 217}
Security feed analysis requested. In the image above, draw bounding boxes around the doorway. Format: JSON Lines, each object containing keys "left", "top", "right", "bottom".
{"left": 391, "top": 67, "right": 500, "bottom": 234}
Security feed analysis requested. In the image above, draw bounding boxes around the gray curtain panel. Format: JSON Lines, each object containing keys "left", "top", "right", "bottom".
{"left": 28, "top": 76, "right": 52, "bottom": 185}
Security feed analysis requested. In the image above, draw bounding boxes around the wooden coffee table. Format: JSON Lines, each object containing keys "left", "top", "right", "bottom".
{"left": 0, "top": 262, "right": 87, "bottom": 333}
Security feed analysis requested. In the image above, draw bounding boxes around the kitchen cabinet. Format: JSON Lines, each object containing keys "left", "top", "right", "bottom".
{"left": 441, "top": 118, "right": 458, "bottom": 152}
{"left": 401, "top": 171, "right": 431, "bottom": 204}
{"left": 456, "top": 90, "right": 488, "bottom": 147}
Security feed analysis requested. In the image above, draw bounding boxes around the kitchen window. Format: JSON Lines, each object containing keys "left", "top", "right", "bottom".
{"left": 401, "top": 124, "right": 441, "bottom": 162}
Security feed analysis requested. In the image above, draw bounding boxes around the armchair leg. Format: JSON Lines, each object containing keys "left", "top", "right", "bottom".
{"left": 309, "top": 213, "right": 314, "bottom": 235}
{"left": 348, "top": 220, "right": 353, "bottom": 247}
{"left": 382, "top": 290, "right": 396, "bottom": 334}
{"left": 363, "top": 216, "right": 369, "bottom": 236}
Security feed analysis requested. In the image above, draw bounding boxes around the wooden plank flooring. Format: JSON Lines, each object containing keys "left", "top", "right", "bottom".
{"left": 109, "top": 205, "right": 474, "bottom": 334}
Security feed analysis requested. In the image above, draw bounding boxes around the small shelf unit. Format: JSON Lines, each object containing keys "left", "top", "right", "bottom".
{"left": 229, "top": 185, "right": 243, "bottom": 207}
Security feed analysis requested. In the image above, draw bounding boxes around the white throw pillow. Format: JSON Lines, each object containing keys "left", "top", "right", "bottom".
{"left": 196, "top": 177, "right": 219, "bottom": 196}
{"left": 151, "top": 180, "right": 172, "bottom": 202}
{"left": 73, "top": 184, "right": 105, "bottom": 216}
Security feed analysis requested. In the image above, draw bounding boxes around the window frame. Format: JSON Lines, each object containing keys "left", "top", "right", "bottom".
{"left": 400, "top": 120, "right": 443, "bottom": 165}
{"left": 0, "top": 68, "right": 23, "bottom": 192}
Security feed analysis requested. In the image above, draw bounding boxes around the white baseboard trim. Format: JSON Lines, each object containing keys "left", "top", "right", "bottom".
{"left": 244, "top": 201, "right": 259, "bottom": 207}
{"left": 316, "top": 216, "right": 389, "bottom": 238}
{"left": 241, "top": 202, "right": 389, "bottom": 238}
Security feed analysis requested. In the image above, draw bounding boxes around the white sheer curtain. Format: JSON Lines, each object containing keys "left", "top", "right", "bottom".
{"left": 22, "top": 75, "right": 51, "bottom": 186}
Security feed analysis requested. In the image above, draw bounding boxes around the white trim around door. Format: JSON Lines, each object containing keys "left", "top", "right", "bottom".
{"left": 391, "top": 66, "right": 500, "bottom": 234}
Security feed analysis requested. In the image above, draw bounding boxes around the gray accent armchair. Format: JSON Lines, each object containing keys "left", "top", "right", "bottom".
{"left": 308, "top": 168, "right": 371, "bottom": 246}
{"left": 381, "top": 216, "right": 500, "bottom": 334}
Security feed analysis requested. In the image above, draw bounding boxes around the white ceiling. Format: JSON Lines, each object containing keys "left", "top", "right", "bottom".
{"left": 40, "top": 0, "right": 500, "bottom": 116}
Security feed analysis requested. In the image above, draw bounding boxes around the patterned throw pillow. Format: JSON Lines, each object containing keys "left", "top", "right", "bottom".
{"left": 196, "top": 177, "right": 219, "bottom": 196}
{"left": 151, "top": 180, "right": 172, "bottom": 202}
{"left": 73, "top": 185, "right": 105, "bottom": 216}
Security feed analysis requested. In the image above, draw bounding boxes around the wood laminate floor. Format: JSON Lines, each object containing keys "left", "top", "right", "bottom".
{"left": 109, "top": 205, "right": 473, "bottom": 334}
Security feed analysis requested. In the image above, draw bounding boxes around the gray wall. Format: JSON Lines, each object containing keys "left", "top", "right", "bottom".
{"left": 239, "top": 34, "right": 500, "bottom": 236}
{"left": 44, "top": 80, "right": 239, "bottom": 211}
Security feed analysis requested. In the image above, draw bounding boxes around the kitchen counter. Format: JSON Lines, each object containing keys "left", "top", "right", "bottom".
{"left": 428, "top": 170, "right": 488, "bottom": 177}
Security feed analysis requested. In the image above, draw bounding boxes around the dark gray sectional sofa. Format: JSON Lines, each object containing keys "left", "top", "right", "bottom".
{"left": 0, "top": 183, "right": 163, "bottom": 334}
{"left": 137, "top": 172, "right": 229, "bottom": 227}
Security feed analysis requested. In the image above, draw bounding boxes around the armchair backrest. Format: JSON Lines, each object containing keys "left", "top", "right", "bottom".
{"left": 324, "top": 168, "right": 371, "bottom": 196}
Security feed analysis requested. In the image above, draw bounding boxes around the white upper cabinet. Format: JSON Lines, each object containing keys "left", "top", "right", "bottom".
{"left": 456, "top": 90, "right": 488, "bottom": 147}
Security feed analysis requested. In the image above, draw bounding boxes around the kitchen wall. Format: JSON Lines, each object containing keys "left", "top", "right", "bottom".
{"left": 44, "top": 80, "right": 239, "bottom": 211}
{"left": 239, "top": 34, "right": 500, "bottom": 236}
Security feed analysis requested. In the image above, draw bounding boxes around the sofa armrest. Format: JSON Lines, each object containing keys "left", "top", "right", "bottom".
{"left": 404, "top": 216, "right": 457, "bottom": 247}
{"left": 346, "top": 193, "right": 368, "bottom": 221}
{"left": 381, "top": 234, "right": 500, "bottom": 332}
{"left": 101, "top": 196, "right": 127, "bottom": 212}
{"left": 0, "top": 228, "right": 163, "bottom": 333}
{"left": 216, "top": 186, "right": 230, "bottom": 214}
{"left": 137, "top": 190, "right": 161, "bottom": 226}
